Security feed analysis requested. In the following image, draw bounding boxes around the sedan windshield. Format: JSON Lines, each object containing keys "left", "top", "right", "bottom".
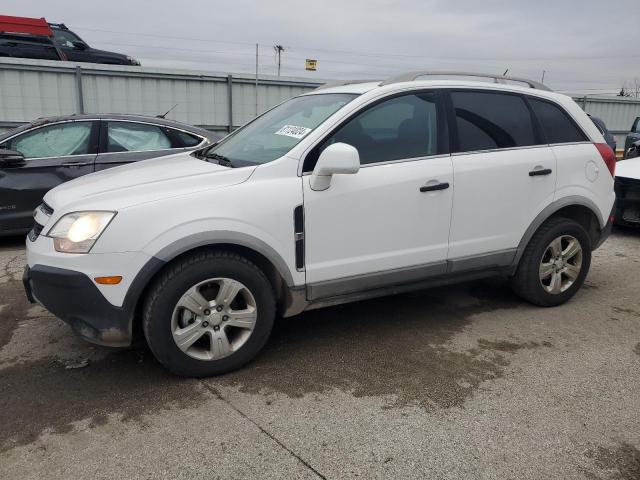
{"left": 206, "top": 93, "right": 357, "bottom": 166}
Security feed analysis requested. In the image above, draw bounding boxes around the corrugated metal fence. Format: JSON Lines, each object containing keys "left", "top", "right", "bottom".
{"left": 2, "top": 58, "right": 640, "bottom": 150}
{"left": 573, "top": 95, "right": 640, "bottom": 149}
{"left": 0, "top": 58, "right": 323, "bottom": 134}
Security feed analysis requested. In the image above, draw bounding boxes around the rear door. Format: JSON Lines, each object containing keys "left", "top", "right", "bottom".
{"left": 0, "top": 120, "right": 98, "bottom": 233}
{"left": 446, "top": 89, "right": 556, "bottom": 266}
{"left": 94, "top": 120, "right": 193, "bottom": 171}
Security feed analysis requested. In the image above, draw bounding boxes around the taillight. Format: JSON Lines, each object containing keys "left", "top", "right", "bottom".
{"left": 595, "top": 143, "right": 616, "bottom": 177}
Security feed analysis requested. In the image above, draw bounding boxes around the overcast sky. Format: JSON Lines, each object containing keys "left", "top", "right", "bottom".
{"left": 5, "top": 0, "right": 639, "bottom": 94}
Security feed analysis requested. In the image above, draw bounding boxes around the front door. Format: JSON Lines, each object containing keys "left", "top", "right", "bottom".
{"left": 94, "top": 120, "right": 184, "bottom": 171}
{"left": 302, "top": 91, "right": 453, "bottom": 299}
{"left": 0, "top": 121, "right": 98, "bottom": 233}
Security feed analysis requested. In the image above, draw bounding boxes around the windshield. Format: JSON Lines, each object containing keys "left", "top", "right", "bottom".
{"left": 207, "top": 93, "right": 357, "bottom": 165}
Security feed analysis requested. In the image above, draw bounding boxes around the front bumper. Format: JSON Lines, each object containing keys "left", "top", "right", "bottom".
{"left": 614, "top": 177, "right": 640, "bottom": 227}
{"left": 24, "top": 264, "right": 133, "bottom": 347}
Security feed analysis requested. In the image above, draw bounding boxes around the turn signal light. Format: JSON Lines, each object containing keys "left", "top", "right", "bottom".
{"left": 95, "top": 276, "right": 122, "bottom": 285}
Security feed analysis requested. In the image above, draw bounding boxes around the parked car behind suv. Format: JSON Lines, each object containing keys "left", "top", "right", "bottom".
{"left": 614, "top": 153, "right": 640, "bottom": 227}
{"left": 624, "top": 116, "right": 640, "bottom": 158}
{"left": 23, "top": 72, "right": 616, "bottom": 377}
{"left": 0, "top": 114, "right": 221, "bottom": 235}
{"left": 589, "top": 115, "right": 616, "bottom": 153}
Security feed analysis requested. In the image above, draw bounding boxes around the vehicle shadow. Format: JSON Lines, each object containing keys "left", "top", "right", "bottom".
{"left": 0, "top": 275, "right": 526, "bottom": 452}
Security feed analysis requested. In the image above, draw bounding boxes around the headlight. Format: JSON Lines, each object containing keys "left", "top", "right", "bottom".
{"left": 126, "top": 56, "right": 140, "bottom": 66}
{"left": 48, "top": 211, "right": 116, "bottom": 253}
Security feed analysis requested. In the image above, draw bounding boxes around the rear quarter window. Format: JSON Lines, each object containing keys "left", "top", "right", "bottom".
{"left": 528, "top": 98, "right": 587, "bottom": 144}
{"left": 172, "top": 129, "right": 203, "bottom": 147}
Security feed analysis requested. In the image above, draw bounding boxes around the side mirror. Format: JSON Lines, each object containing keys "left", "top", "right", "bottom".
{"left": 72, "top": 41, "right": 87, "bottom": 50}
{"left": 310, "top": 143, "right": 360, "bottom": 191}
{"left": 0, "top": 149, "right": 26, "bottom": 168}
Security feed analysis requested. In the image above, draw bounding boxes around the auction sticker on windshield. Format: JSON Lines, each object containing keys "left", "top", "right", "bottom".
{"left": 274, "top": 125, "right": 312, "bottom": 139}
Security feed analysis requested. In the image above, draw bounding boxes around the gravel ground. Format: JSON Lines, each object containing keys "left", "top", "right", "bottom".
{"left": 0, "top": 231, "right": 639, "bottom": 479}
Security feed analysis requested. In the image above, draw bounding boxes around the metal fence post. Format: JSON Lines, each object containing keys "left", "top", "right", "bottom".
{"left": 227, "top": 74, "right": 233, "bottom": 132}
{"left": 75, "top": 66, "right": 85, "bottom": 114}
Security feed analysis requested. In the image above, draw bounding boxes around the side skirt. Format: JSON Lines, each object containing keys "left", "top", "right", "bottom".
{"left": 282, "top": 249, "right": 517, "bottom": 317}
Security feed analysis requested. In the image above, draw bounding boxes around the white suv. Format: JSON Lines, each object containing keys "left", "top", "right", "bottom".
{"left": 23, "top": 72, "right": 617, "bottom": 377}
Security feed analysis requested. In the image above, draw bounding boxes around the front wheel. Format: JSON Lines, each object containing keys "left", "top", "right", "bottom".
{"left": 510, "top": 217, "right": 592, "bottom": 307}
{"left": 143, "top": 251, "right": 276, "bottom": 377}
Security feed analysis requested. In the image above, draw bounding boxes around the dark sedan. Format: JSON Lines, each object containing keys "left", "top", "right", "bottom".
{"left": 0, "top": 114, "right": 223, "bottom": 235}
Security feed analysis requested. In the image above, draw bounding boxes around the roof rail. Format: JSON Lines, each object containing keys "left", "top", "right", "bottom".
{"left": 315, "top": 79, "right": 379, "bottom": 91}
{"left": 380, "top": 71, "right": 551, "bottom": 91}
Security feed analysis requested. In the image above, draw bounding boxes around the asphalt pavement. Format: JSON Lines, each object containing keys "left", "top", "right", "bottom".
{"left": 1, "top": 231, "right": 639, "bottom": 479}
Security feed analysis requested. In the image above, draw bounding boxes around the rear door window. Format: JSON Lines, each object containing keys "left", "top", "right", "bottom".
{"left": 450, "top": 91, "right": 537, "bottom": 152}
{"left": 105, "top": 122, "right": 175, "bottom": 153}
{"left": 528, "top": 98, "right": 587, "bottom": 144}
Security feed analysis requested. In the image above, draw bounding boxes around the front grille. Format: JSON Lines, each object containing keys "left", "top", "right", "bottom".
{"left": 28, "top": 222, "right": 44, "bottom": 242}
{"left": 615, "top": 176, "right": 640, "bottom": 200}
{"left": 615, "top": 176, "right": 640, "bottom": 224}
{"left": 41, "top": 202, "right": 54, "bottom": 216}
{"left": 28, "top": 202, "right": 54, "bottom": 242}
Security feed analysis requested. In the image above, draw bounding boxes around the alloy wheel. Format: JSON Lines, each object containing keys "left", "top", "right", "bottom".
{"left": 539, "top": 235, "right": 583, "bottom": 294}
{"left": 171, "top": 277, "right": 257, "bottom": 361}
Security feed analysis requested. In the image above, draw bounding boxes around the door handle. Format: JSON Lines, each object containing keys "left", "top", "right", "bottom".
{"left": 529, "top": 168, "right": 552, "bottom": 176}
{"left": 61, "top": 162, "right": 90, "bottom": 167}
{"left": 420, "top": 182, "right": 450, "bottom": 192}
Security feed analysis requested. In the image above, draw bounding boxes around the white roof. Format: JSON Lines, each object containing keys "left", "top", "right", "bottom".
{"left": 305, "top": 79, "right": 563, "bottom": 102}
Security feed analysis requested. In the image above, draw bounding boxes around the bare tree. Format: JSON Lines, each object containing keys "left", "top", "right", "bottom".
{"left": 620, "top": 79, "right": 640, "bottom": 97}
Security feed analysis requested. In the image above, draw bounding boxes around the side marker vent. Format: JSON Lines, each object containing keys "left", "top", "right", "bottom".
{"left": 294, "top": 205, "right": 305, "bottom": 270}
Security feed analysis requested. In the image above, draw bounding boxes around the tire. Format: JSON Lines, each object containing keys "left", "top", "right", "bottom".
{"left": 143, "top": 250, "right": 276, "bottom": 377}
{"left": 510, "top": 217, "right": 592, "bottom": 307}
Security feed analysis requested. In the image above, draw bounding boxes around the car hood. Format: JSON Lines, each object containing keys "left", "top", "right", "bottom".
{"left": 44, "top": 152, "right": 256, "bottom": 211}
{"left": 86, "top": 47, "right": 133, "bottom": 62}
{"left": 616, "top": 157, "right": 640, "bottom": 181}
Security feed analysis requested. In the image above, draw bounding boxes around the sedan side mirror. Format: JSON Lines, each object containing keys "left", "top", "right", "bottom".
{"left": 72, "top": 41, "right": 88, "bottom": 50}
{"left": 0, "top": 149, "right": 26, "bottom": 168}
{"left": 310, "top": 143, "right": 360, "bottom": 191}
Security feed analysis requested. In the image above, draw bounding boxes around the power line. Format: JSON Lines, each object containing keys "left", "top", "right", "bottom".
{"left": 76, "top": 25, "right": 640, "bottom": 63}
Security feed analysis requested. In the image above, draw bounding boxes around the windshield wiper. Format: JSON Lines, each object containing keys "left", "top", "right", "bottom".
{"left": 204, "top": 152, "right": 234, "bottom": 167}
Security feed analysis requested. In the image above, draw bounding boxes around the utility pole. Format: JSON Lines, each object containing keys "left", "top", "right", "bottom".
{"left": 255, "top": 43, "right": 259, "bottom": 116}
{"left": 274, "top": 45, "right": 285, "bottom": 77}
{"left": 541, "top": 70, "right": 546, "bottom": 83}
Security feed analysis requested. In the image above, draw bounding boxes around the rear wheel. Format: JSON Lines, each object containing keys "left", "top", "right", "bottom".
{"left": 511, "top": 217, "right": 591, "bottom": 306}
{"left": 143, "top": 250, "right": 276, "bottom": 377}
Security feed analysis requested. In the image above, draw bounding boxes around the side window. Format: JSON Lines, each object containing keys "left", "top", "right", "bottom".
{"left": 106, "top": 122, "right": 173, "bottom": 153}
{"left": 528, "top": 98, "right": 587, "bottom": 144}
{"left": 632, "top": 117, "right": 640, "bottom": 134}
{"left": 52, "top": 29, "right": 83, "bottom": 48}
{"left": 8, "top": 122, "right": 94, "bottom": 159}
{"left": 172, "top": 129, "right": 203, "bottom": 147}
{"left": 310, "top": 92, "right": 440, "bottom": 168}
{"left": 451, "top": 91, "right": 537, "bottom": 152}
